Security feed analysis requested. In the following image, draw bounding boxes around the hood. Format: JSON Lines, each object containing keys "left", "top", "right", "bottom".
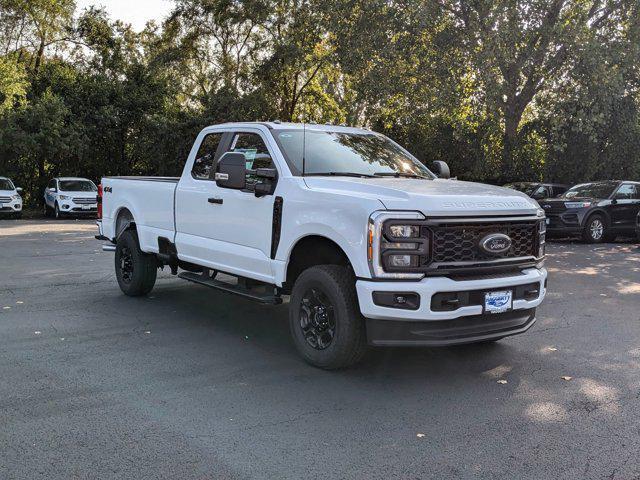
{"left": 539, "top": 197, "right": 600, "bottom": 205}
{"left": 0, "top": 189, "right": 17, "bottom": 195}
{"left": 303, "top": 177, "right": 540, "bottom": 216}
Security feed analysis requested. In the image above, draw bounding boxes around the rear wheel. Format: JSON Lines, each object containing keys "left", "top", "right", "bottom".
{"left": 115, "top": 229, "right": 157, "bottom": 296}
{"left": 289, "top": 265, "right": 367, "bottom": 369}
{"left": 582, "top": 214, "right": 608, "bottom": 243}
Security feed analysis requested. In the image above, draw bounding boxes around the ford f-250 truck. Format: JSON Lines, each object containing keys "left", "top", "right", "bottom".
{"left": 96, "top": 122, "right": 547, "bottom": 369}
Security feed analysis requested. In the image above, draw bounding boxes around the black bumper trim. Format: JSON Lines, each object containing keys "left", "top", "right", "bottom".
{"left": 366, "top": 308, "right": 536, "bottom": 346}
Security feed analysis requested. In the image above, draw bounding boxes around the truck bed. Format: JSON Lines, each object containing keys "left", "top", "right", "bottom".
{"left": 103, "top": 176, "right": 179, "bottom": 182}
{"left": 101, "top": 176, "right": 178, "bottom": 253}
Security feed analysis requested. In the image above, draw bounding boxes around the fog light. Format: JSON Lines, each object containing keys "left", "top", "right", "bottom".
{"left": 372, "top": 291, "right": 420, "bottom": 310}
{"left": 62, "top": 204, "right": 70, "bottom": 209}
{"left": 387, "top": 254, "right": 419, "bottom": 268}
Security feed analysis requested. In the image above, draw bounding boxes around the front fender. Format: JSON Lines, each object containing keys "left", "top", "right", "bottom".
{"left": 280, "top": 224, "right": 370, "bottom": 280}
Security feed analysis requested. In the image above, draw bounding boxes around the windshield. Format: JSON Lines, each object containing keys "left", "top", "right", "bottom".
{"left": 59, "top": 180, "right": 97, "bottom": 192}
{"left": 504, "top": 183, "right": 538, "bottom": 196}
{"left": 0, "top": 179, "right": 15, "bottom": 190}
{"left": 561, "top": 182, "right": 617, "bottom": 199}
{"left": 274, "top": 130, "right": 435, "bottom": 178}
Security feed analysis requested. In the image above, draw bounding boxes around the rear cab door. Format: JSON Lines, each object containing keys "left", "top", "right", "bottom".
{"left": 175, "top": 125, "right": 283, "bottom": 283}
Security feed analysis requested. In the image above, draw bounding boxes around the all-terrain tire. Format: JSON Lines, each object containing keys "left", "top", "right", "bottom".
{"left": 115, "top": 229, "right": 157, "bottom": 296}
{"left": 289, "top": 265, "right": 367, "bottom": 369}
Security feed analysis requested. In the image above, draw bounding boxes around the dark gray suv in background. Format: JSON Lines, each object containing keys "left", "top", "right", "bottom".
{"left": 539, "top": 180, "right": 640, "bottom": 243}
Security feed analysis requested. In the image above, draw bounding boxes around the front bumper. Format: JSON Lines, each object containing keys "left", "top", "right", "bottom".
{"left": 0, "top": 200, "right": 22, "bottom": 214}
{"left": 356, "top": 267, "right": 546, "bottom": 346}
{"left": 58, "top": 200, "right": 98, "bottom": 215}
{"left": 366, "top": 308, "right": 536, "bottom": 346}
{"left": 545, "top": 210, "right": 588, "bottom": 235}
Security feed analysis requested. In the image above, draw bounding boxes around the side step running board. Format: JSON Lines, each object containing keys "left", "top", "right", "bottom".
{"left": 178, "top": 271, "right": 282, "bottom": 305}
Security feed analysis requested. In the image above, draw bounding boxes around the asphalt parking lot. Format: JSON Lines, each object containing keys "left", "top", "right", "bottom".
{"left": 1, "top": 219, "right": 639, "bottom": 480}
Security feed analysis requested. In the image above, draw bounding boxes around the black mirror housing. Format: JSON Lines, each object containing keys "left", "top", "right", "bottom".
{"left": 432, "top": 161, "right": 451, "bottom": 179}
{"left": 216, "top": 152, "right": 247, "bottom": 189}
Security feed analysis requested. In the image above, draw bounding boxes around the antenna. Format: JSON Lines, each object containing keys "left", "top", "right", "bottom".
{"left": 302, "top": 120, "right": 306, "bottom": 176}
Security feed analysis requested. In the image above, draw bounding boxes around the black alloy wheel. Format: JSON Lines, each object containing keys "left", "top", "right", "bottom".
{"left": 299, "top": 287, "right": 336, "bottom": 350}
{"left": 119, "top": 246, "right": 134, "bottom": 284}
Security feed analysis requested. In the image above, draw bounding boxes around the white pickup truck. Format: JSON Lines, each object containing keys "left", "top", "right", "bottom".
{"left": 97, "top": 122, "right": 547, "bottom": 369}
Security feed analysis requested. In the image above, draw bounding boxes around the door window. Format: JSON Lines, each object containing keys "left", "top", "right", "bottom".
{"left": 48, "top": 180, "right": 57, "bottom": 191}
{"left": 614, "top": 184, "right": 638, "bottom": 200}
{"left": 192, "top": 133, "right": 224, "bottom": 180}
{"left": 532, "top": 186, "right": 549, "bottom": 199}
{"left": 229, "top": 133, "right": 274, "bottom": 185}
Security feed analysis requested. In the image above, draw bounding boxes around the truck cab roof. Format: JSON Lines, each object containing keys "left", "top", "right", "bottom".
{"left": 214, "top": 121, "right": 371, "bottom": 135}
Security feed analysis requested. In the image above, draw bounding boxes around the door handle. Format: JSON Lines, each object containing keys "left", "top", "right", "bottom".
{"left": 208, "top": 197, "right": 223, "bottom": 204}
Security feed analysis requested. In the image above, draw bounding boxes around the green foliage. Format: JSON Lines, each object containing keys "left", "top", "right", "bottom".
{"left": 0, "top": 0, "right": 639, "bottom": 205}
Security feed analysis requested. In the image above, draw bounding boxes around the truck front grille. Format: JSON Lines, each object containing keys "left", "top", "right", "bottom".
{"left": 0, "top": 196, "right": 12, "bottom": 203}
{"left": 429, "top": 221, "right": 538, "bottom": 264}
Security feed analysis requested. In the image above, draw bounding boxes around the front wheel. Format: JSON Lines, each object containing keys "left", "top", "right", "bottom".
{"left": 115, "top": 229, "right": 157, "bottom": 296}
{"left": 582, "top": 214, "right": 608, "bottom": 243}
{"left": 54, "top": 202, "right": 62, "bottom": 219}
{"left": 289, "top": 265, "right": 367, "bottom": 370}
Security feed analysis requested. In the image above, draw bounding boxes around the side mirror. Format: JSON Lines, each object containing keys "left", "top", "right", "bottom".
{"left": 215, "top": 152, "right": 247, "bottom": 190}
{"left": 432, "top": 161, "right": 450, "bottom": 179}
{"left": 16, "top": 187, "right": 23, "bottom": 194}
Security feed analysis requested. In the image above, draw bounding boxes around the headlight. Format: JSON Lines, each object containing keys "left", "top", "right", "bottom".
{"left": 368, "top": 211, "right": 426, "bottom": 279}
{"left": 59, "top": 195, "right": 70, "bottom": 200}
{"left": 11, "top": 194, "right": 21, "bottom": 200}
{"left": 565, "top": 201, "right": 592, "bottom": 209}
{"left": 388, "top": 225, "right": 420, "bottom": 238}
{"left": 538, "top": 220, "right": 546, "bottom": 258}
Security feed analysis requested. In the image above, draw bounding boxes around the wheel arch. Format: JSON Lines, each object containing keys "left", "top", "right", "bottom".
{"left": 283, "top": 235, "right": 354, "bottom": 293}
{"left": 583, "top": 208, "right": 611, "bottom": 228}
{"left": 114, "top": 207, "right": 136, "bottom": 240}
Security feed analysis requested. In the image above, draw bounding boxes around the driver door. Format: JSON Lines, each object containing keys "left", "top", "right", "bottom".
{"left": 610, "top": 183, "right": 640, "bottom": 230}
{"left": 203, "top": 130, "right": 278, "bottom": 282}
{"left": 176, "top": 128, "right": 279, "bottom": 284}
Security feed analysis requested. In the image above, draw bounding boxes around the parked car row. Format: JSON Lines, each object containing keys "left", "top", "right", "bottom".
{"left": 0, "top": 176, "right": 99, "bottom": 219}
{"left": 2, "top": 172, "right": 639, "bottom": 245}
{"left": 504, "top": 180, "right": 640, "bottom": 243}
{"left": 0, "top": 176, "right": 23, "bottom": 218}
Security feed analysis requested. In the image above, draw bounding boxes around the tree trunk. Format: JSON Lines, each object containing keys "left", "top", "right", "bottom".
{"left": 502, "top": 96, "right": 524, "bottom": 179}
{"left": 33, "top": 38, "right": 46, "bottom": 76}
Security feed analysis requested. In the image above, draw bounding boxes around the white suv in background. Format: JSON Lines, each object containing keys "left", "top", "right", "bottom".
{"left": 0, "top": 177, "right": 23, "bottom": 218}
{"left": 43, "top": 177, "right": 99, "bottom": 219}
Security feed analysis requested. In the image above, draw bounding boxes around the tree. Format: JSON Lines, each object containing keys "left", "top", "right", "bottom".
{"left": 436, "top": 0, "right": 638, "bottom": 172}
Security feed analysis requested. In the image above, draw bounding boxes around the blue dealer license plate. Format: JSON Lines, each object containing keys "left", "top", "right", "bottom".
{"left": 484, "top": 290, "right": 513, "bottom": 314}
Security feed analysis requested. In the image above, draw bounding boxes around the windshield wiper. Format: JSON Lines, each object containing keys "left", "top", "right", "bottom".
{"left": 373, "top": 172, "right": 429, "bottom": 179}
{"left": 304, "top": 172, "right": 376, "bottom": 178}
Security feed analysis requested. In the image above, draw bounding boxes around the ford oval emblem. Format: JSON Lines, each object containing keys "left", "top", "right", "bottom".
{"left": 480, "top": 233, "right": 512, "bottom": 255}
